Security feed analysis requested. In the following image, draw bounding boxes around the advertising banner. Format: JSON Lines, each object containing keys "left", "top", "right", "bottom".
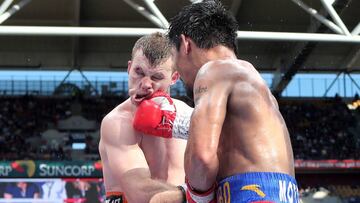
{"left": 0, "top": 161, "right": 102, "bottom": 178}
{"left": 1, "top": 160, "right": 359, "bottom": 178}
{"left": 295, "top": 160, "right": 360, "bottom": 169}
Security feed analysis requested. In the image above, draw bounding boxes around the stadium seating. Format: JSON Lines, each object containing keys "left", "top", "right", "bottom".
{"left": 279, "top": 98, "right": 360, "bottom": 160}
{"left": 0, "top": 95, "right": 359, "bottom": 160}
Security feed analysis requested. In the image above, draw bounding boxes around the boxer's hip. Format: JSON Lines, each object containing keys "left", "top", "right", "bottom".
{"left": 105, "top": 192, "right": 127, "bottom": 203}
{"left": 217, "top": 172, "right": 300, "bottom": 203}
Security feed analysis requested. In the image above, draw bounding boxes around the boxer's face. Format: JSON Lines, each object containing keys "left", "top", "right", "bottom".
{"left": 128, "top": 49, "right": 178, "bottom": 105}
{"left": 174, "top": 52, "right": 196, "bottom": 100}
{"left": 173, "top": 36, "right": 200, "bottom": 100}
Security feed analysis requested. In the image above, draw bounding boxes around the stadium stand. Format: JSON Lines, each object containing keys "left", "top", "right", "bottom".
{"left": 1, "top": 93, "right": 359, "bottom": 202}
{"left": 280, "top": 97, "right": 360, "bottom": 160}
{"left": 0, "top": 94, "right": 359, "bottom": 162}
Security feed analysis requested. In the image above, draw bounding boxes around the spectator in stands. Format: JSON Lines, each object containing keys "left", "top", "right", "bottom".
{"left": 65, "top": 180, "right": 100, "bottom": 203}
{"left": 3, "top": 182, "right": 40, "bottom": 199}
{"left": 41, "top": 179, "right": 67, "bottom": 200}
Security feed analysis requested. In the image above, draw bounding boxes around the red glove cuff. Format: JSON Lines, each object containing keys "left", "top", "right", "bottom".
{"left": 149, "top": 91, "right": 174, "bottom": 106}
{"left": 186, "top": 178, "right": 216, "bottom": 203}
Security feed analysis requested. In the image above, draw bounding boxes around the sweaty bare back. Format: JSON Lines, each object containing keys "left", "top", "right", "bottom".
{"left": 195, "top": 59, "right": 295, "bottom": 181}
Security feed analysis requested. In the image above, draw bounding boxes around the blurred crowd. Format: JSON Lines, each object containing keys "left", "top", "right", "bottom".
{"left": 0, "top": 96, "right": 72, "bottom": 160}
{"left": 0, "top": 179, "right": 104, "bottom": 202}
{"left": 0, "top": 95, "right": 359, "bottom": 161}
{"left": 279, "top": 96, "right": 360, "bottom": 160}
{"left": 0, "top": 95, "right": 127, "bottom": 161}
{"left": 300, "top": 185, "right": 360, "bottom": 203}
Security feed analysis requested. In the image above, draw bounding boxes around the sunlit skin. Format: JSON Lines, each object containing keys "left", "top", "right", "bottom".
{"left": 176, "top": 35, "right": 295, "bottom": 191}
{"left": 99, "top": 49, "right": 192, "bottom": 202}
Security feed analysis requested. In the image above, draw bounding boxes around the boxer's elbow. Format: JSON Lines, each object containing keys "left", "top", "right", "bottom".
{"left": 185, "top": 149, "right": 218, "bottom": 190}
{"left": 186, "top": 148, "right": 218, "bottom": 175}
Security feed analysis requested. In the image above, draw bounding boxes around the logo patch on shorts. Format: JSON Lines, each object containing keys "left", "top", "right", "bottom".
{"left": 240, "top": 184, "right": 266, "bottom": 198}
{"left": 105, "top": 196, "right": 123, "bottom": 203}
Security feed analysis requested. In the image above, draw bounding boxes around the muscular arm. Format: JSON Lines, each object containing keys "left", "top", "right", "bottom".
{"left": 185, "top": 65, "right": 232, "bottom": 191}
{"left": 100, "top": 115, "right": 183, "bottom": 203}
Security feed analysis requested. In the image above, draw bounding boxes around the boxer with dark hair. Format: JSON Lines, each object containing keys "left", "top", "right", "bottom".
{"left": 163, "top": 1, "right": 299, "bottom": 202}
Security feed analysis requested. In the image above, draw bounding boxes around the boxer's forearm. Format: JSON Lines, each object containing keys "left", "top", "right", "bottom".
{"left": 185, "top": 147, "right": 219, "bottom": 191}
{"left": 149, "top": 189, "right": 185, "bottom": 203}
{"left": 121, "top": 168, "right": 179, "bottom": 202}
{"left": 184, "top": 96, "right": 223, "bottom": 191}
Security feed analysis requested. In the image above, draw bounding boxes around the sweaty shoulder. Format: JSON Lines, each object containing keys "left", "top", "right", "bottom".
{"left": 196, "top": 59, "right": 254, "bottom": 82}
{"left": 103, "top": 106, "right": 129, "bottom": 123}
{"left": 194, "top": 59, "right": 269, "bottom": 104}
{"left": 100, "top": 99, "right": 135, "bottom": 142}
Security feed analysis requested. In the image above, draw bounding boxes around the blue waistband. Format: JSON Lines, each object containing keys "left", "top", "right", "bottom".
{"left": 217, "top": 172, "right": 299, "bottom": 203}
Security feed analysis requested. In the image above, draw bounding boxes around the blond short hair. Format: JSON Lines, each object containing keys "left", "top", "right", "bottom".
{"left": 132, "top": 32, "right": 175, "bottom": 71}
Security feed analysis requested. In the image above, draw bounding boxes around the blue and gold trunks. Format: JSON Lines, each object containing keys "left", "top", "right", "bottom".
{"left": 217, "top": 172, "right": 299, "bottom": 203}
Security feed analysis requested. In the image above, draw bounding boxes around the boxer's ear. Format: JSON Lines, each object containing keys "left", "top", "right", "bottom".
{"left": 127, "top": 60, "right": 132, "bottom": 73}
{"left": 170, "top": 71, "right": 180, "bottom": 85}
{"left": 180, "top": 34, "right": 191, "bottom": 55}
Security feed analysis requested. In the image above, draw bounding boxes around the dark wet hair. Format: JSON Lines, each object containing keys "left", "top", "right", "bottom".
{"left": 168, "top": 0, "right": 238, "bottom": 53}
{"left": 132, "top": 32, "right": 174, "bottom": 67}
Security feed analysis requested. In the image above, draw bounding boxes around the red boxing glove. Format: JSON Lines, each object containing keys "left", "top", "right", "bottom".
{"left": 186, "top": 179, "right": 216, "bottom": 203}
{"left": 133, "top": 91, "right": 176, "bottom": 138}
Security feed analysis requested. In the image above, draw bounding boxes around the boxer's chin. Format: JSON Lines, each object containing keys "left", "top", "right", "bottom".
{"left": 131, "top": 93, "right": 150, "bottom": 105}
{"left": 130, "top": 96, "right": 141, "bottom": 106}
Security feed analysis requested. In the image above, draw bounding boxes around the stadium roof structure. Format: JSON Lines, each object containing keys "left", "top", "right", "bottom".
{"left": 0, "top": 0, "right": 359, "bottom": 94}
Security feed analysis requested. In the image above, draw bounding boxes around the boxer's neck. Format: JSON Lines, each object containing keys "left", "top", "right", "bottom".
{"left": 191, "top": 45, "right": 236, "bottom": 71}
{"left": 205, "top": 46, "right": 237, "bottom": 61}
